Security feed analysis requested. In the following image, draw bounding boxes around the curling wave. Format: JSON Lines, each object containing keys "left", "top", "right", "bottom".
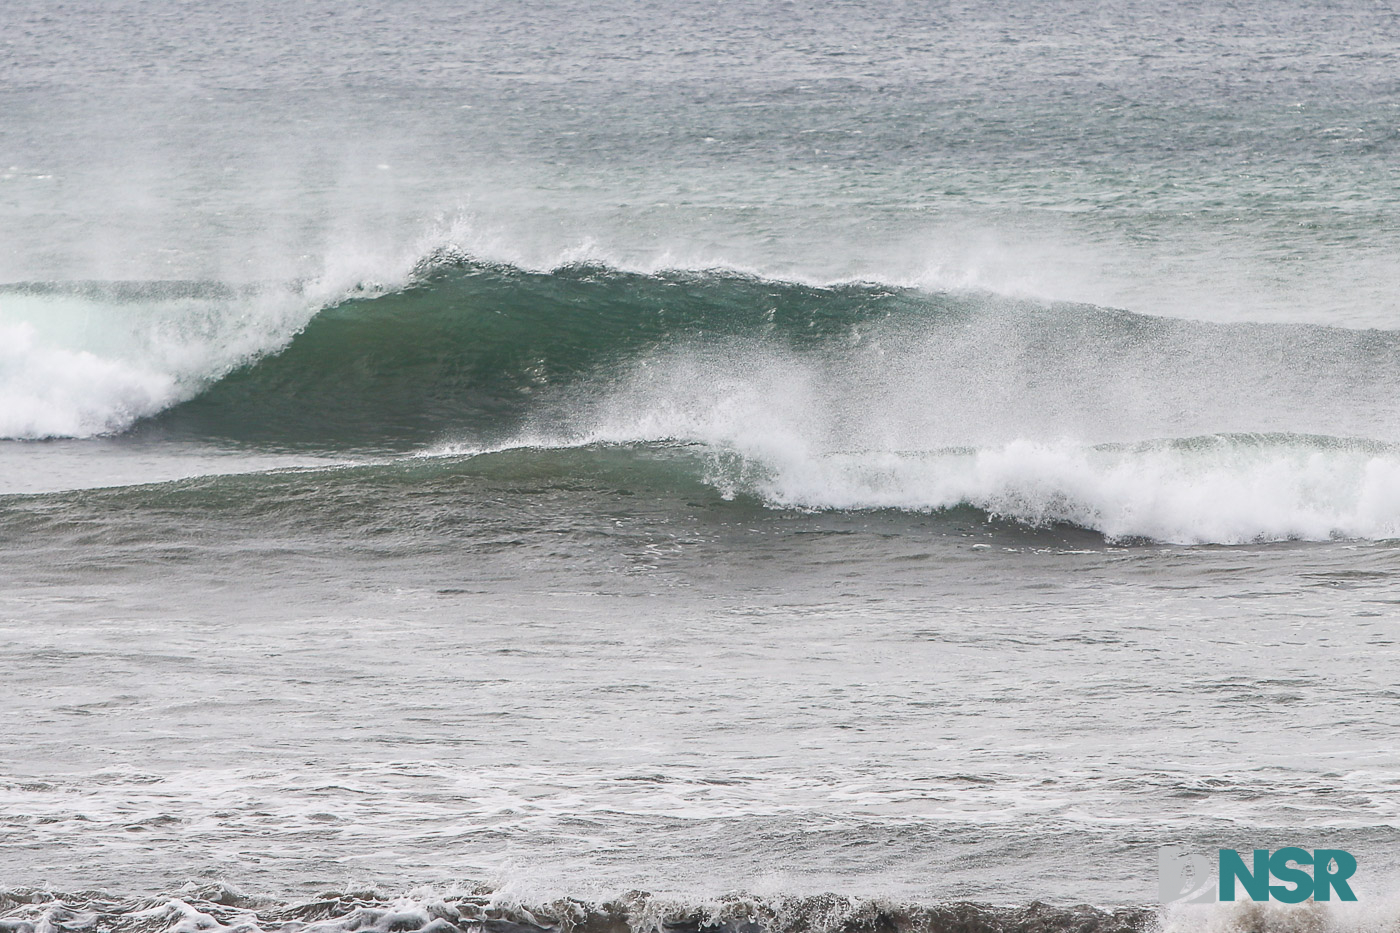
{"left": 7, "top": 257, "right": 1400, "bottom": 543}
{"left": 5, "top": 256, "right": 1400, "bottom": 451}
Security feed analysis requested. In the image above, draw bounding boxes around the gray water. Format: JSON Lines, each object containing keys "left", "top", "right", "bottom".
{"left": 3, "top": 2, "right": 1400, "bottom": 931}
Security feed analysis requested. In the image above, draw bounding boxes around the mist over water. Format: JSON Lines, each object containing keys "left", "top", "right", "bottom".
{"left": 4, "top": 1, "right": 1400, "bottom": 930}
{"left": 4, "top": 0, "right": 1399, "bottom": 318}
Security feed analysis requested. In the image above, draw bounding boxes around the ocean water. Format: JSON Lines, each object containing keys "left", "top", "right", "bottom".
{"left": 3, "top": 2, "right": 1400, "bottom": 932}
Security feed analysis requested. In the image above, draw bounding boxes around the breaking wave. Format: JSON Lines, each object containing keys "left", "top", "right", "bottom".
{"left": 6, "top": 257, "right": 1400, "bottom": 543}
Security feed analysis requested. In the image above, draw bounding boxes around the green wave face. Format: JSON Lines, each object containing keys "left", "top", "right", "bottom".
{"left": 136, "top": 256, "right": 1400, "bottom": 456}
{"left": 145, "top": 261, "right": 947, "bottom": 450}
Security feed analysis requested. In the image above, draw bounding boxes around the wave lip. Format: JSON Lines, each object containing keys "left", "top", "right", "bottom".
{"left": 0, "top": 280, "right": 317, "bottom": 441}
{"left": 0, "top": 320, "right": 179, "bottom": 438}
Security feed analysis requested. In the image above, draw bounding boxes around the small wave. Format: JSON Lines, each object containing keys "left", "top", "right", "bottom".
{"left": 425, "top": 434, "right": 1400, "bottom": 543}
{"left": 7, "top": 435, "right": 1400, "bottom": 545}
{"left": 679, "top": 435, "right": 1400, "bottom": 544}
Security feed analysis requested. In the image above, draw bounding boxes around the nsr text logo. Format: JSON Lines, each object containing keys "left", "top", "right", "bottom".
{"left": 1159, "top": 847, "right": 1357, "bottom": 904}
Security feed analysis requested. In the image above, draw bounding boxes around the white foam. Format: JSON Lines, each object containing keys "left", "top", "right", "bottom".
{"left": 0, "top": 280, "right": 355, "bottom": 440}
{"left": 0, "top": 321, "right": 180, "bottom": 438}
{"left": 567, "top": 344, "right": 1400, "bottom": 544}
{"left": 733, "top": 439, "right": 1400, "bottom": 544}
{"left": 4, "top": 887, "right": 1400, "bottom": 933}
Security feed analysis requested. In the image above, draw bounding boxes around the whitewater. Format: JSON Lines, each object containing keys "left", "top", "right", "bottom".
{"left": 3, "top": 1, "right": 1400, "bottom": 932}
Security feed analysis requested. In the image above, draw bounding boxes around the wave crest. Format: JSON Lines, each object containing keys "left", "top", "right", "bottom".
{"left": 6, "top": 258, "right": 1400, "bottom": 452}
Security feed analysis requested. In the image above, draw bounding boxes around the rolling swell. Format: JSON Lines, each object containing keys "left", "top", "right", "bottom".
{"left": 6, "top": 436, "right": 1400, "bottom": 546}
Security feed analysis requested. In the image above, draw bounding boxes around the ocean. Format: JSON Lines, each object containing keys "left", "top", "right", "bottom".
{"left": 2, "top": 2, "right": 1399, "bottom": 932}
